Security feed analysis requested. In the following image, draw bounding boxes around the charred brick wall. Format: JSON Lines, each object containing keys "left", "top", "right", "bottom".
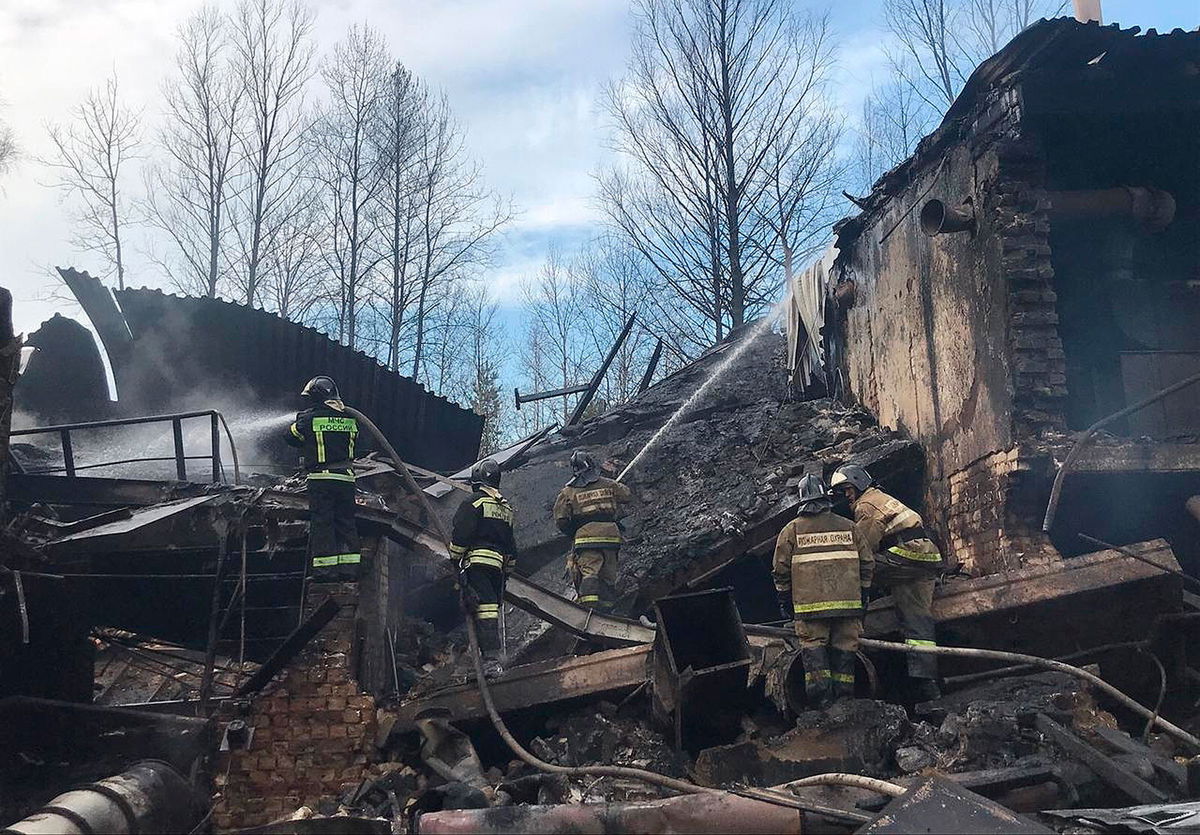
{"left": 212, "top": 583, "right": 376, "bottom": 831}
{"left": 947, "top": 448, "right": 1059, "bottom": 575}
{"left": 994, "top": 140, "right": 1068, "bottom": 440}
{"left": 834, "top": 93, "right": 1069, "bottom": 571}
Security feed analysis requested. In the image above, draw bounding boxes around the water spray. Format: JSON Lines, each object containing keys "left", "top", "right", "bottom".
{"left": 617, "top": 302, "right": 786, "bottom": 483}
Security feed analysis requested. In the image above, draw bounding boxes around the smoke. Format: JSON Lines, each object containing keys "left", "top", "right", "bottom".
{"left": 10, "top": 395, "right": 299, "bottom": 482}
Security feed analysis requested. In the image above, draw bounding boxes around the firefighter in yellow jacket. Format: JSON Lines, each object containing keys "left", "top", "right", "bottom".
{"left": 830, "top": 464, "right": 946, "bottom": 702}
{"left": 773, "top": 474, "right": 873, "bottom": 707}
{"left": 553, "top": 451, "right": 632, "bottom": 612}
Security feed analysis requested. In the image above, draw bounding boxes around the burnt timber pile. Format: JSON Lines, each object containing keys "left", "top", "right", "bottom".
{"left": 4, "top": 15, "right": 1200, "bottom": 835}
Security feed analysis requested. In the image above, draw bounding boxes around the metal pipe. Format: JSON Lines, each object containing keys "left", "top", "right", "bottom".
{"left": 172, "top": 418, "right": 187, "bottom": 481}
{"left": 10, "top": 409, "right": 226, "bottom": 436}
{"left": 59, "top": 430, "right": 75, "bottom": 478}
{"left": 638, "top": 339, "right": 664, "bottom": 393}
{"left": 2, "top": 760, "right": 202, "bottom": 835}
{"left": 1072, "top": 0, "right": 1103, "bottom": 23}
{"left": 339, "top": 405, "right": 450, "bottom": 545}
{"left": 920, "top": 199, "right": 975, "bottom": 236}
{"left": 1042, "top": 369, "right": 1200, "bottom": 531}
{"left": 514, "top": 382, "right": 592, "bottom": 410}
{"left": 1047, "top": 187, "right": 1175, "bottom": 232}
{"left": 567, "top": 313, "right": 637, "bottom": 426}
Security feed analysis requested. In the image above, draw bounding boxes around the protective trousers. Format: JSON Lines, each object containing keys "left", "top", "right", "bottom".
{"left": 568, "top": 547, "right": 618, "bottom": 612}
{"left": 797, "top": 617, "right": 862, "bottom": 702}
{"left": 463, "top": 564, "right": 503, "bottom": 653}
{"left": 873, "top": 561, "right": 937, "bottom": 680}
{"left": 308, "top": 479, "right": 361, "bottom": 580}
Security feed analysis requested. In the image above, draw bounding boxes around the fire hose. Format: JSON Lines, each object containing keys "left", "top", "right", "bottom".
{"left": 339, "top": 405, "right": 449, "bottom": 544}
{"left": 463, "top": 616, "right": 903, "bottom": 822}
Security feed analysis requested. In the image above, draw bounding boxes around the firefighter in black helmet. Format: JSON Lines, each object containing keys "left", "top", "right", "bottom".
{"left": 830, "top": 464, "right": 946, "bottom": 703}
{"left": 772, "top": 474, "right": 873, "bottom": 706}
{"left": 450, "top": 458, "right": 517, "bottom": 676}
{"left": 553, "top": 451, "right": 632, "bottom": 612}
{"left": 286, "top": 376, "right": 361, "bottom": 581}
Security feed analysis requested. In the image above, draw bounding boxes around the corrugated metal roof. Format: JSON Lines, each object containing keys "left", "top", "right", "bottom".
{"left": 58, "top": 268, "right": 483, "bottom": 472}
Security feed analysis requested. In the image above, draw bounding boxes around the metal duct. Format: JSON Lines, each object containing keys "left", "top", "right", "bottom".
{"left": 920, "top": 200, "right": 976, "bottom": 236}
{"left": 1047, "top": 187, "right": 1176, "bottom": 232}
{"left": 2, "top": 760, "right": 203, "bottom": 835}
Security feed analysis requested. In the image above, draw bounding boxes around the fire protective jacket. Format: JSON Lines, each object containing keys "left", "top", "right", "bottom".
{"left": 553, "top": 477, "right": 632, "bottom": 550}
{"left": 773, "top": 510, "right": 874, "bottom": 619}
{"left": 852, "top": 486, "right": 944, "bottom": 572}
{"left": 286, "top": 402, "right": 359, "bottom": 483}
{"left": 450, "top": 485, "right": 517, "bottom": 571}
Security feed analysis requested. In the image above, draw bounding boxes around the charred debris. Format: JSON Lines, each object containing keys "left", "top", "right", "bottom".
{"left": 4, "top": 16, "right": 1200, "bottom": 835}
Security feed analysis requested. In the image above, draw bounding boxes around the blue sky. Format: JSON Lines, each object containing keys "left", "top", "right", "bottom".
{"left": 0, "top": 0, "right": 1195, "bottom": 341}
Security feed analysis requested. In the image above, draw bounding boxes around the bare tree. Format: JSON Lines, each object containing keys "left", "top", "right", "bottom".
{"left": 883, "top": 0, "right": 1067, "bottom": 112}
{"left": 262, "top": 183, "right": 323, "bottom": 319}
{"left": 374, "top": 63, "right": 424, "bottom": 372}
{"left": 883, "top": 0, "right": 964, "bottom": 109}
{"left": 858, "top": 0, "right": 1065, "bottom": 190}
{"left": 311, "top": 24, "right": 389, "bottom": 350}
{"left": 229, "top": 0, "right": 315, "bottom": 306}
{"left": 409, "top": 93, "right": 510, "bottom": 384}
{"left": 145, "top": 8, "right": 243, "bottom": 298}
{"left": 603, "top": 0, "right": 841, "bottom": 351}
{"left": 0, "top": 107, "right": 15, "bottom": 179}
{"left": 521, "top": 253, "right": 594, "bottom": 424}
{"left": 573, "top": 237, "right": 658, "bottom": 405}
{"left": 457, "top": 284, "right": 508, "bottom": 454}
{"left": 42, "top": 75, "right": 142, "bottom": 289}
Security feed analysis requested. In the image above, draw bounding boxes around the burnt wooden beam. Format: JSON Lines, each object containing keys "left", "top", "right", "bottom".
{"left": 384, "top": 645, "right": 652, "bottom": 736}
{"left": 236, "top": 598, "right": 341, "bottom": 697}
{"left": 1035, "top": 714, "right": 1167, "bottom": 805}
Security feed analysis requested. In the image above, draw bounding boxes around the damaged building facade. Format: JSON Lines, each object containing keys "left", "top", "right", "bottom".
{"left": 6, "top": 15, "right": 1200, "bottom": 835}
{"left": 794, "top": 20, "right": 1200, "bottom": 578}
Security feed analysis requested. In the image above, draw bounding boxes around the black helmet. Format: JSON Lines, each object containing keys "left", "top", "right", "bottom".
{"left": 829, "top": 464, "right": 873, "bottom": 494}
{"left": 796, "top": 474, "right": 831, "bottom": 513}
{"left": 570, "top": 450, "right": 596, "bottom": 474}
{"left": 471, "top": 458, "right": 502, "bottom": 488}
{"left": 301, "top": 376, "right": 340, "bottom": 402}
{"left": 568, "top": 450, "right": 599, "bottom": 487}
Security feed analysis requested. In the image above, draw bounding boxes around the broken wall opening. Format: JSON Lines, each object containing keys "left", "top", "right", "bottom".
{"left": 1049, "top": 471, "right": 1200, "bottom": 571}
{"left": 1038, "top": 100, "right": 1200, "bottom": 434}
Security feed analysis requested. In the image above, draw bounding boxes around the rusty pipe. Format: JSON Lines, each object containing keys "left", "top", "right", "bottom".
{"left": 417, "top": 792, "right": 804, "bottom": 834}
{"left": 1047, "top": 187, "right": 1175, "bottom": 232}
{"left": 2, "top": 760, "right": 202, "bottom": 835}
{"left": 920, "top": 199, "right": 975, "bottom": 236}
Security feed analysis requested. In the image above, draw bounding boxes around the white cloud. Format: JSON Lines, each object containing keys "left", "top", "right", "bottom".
{"left": 0, "top": 0, "right": 630, "bottom": 335}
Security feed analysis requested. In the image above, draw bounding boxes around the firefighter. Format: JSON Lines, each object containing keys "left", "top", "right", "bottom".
{"left": 773, "top": 474, "right": 873, "bottom": 707}
{"left": 449, "top": 458, "right": 516, "bottom": 677}
{"left": 830, "top": 464, "right": 946, "bottom": 702}
{"left": 286, "top": 376, "right": 361, "bottom": 581}
{"left": 553, "top": 450, "right": 632, "bottom": 613}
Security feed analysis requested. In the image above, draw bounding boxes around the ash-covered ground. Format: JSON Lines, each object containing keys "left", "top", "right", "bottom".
{"left": 455, "top": 328, "right": 920, "bottom": 658}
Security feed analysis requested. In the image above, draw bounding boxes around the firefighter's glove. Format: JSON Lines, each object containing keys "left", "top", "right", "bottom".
{"left": 776, "top": 589, "right": 793, "bottom": 622}
{"left": 861, "top": 587, "right": 871, "bottom": 610}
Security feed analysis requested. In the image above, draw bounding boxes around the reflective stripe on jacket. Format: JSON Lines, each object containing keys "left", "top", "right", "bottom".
{"left": 852, "top": 486, "right": 944, "bottom": 572}
{"left": 553, "top": 476, "right": 631, "bottom": 550}
{"left": 285, "top": 403, "right": 359, "bottom": 482}
{"left": 773, "top": 510, "right": 873, "bottom": 620}
{"left": 450, "top": 486, "right": 517, "bottom": 570}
